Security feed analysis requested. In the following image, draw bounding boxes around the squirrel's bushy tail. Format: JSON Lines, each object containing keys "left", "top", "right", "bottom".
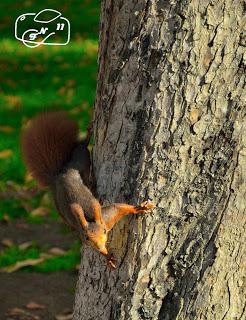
{"left": 21, "top": 111, "right": 78, "bottom": 186}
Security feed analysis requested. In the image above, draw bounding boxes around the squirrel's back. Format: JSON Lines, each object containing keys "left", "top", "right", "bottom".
{"left": 21, "top": 111, "right": 78, "bottom": 186}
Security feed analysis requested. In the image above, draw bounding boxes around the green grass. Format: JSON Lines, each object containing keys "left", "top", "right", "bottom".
{"left": 0, "top": 0, "right": 99, "bottom": 272}
{"left": 34, "top": 242, "right": 81, "bottom": 272}
{"left": 0, "top": 241, "right": 81, "bottom": 272}
{"left": 0, "top": 245, "right": 40, "bottom": 267}
{"left": 0, "top": 37, "right": 98, "bottom": 184}
{"left": 0, "top": 0, "right": 99, "bottom": 216}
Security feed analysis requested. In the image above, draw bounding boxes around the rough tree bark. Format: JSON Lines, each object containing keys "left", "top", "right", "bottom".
{"left": 73, "top": 1, "right": 246, "bottom": 319}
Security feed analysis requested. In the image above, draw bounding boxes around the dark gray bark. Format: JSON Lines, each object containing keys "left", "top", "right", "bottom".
{"left": 73, "top": 1, "right": 246, "bottom": 319}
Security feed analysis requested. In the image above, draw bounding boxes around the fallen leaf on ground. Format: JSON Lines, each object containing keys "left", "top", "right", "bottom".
{"left": 40, "top": 193, "right": 52, "bottom": 206}
{"left": 70, "top": 106, "right": 82, "bottom": 115}
{"left": 19, "top": 241, "right": 33, "bottom": 250}
{"left": 66, "top": 79, "right": 76, "bottom": 87}
{"left": 6, "top": 79, "right": 17, "bottom": 89}
{"left": 25, "top": 302, "right": 46, "bottom": 310}
{"left": 35, "top": 64, "right": 46, "bottom": 72}
{"left": 60, "top": 63, "right": 70, "bottom": 69}
{"left": 55, "top": 311, "right": 73, "bottom": 320}
{"left": 7, "top": 307, "right": 24, "bottom": 315}
{"left": 48, "top": 247, "right": 66, "bottom": 256}
{"left": 25, "top": 172, "right": 34, "bottom": 183}
{"left": 0, "top": 257, "right": 45, "bottom": 273}
{"left": 23, "top": 64, "right": 32, "bottom": 72}
{"left": 0, "top": 149, "right": 13, "bottom": 159}
{"left": 16, "top": 222, "right": 29, "bottom": 229}
{"left": 1, "top": 238, "right": 14, "bottom": 247}
{"left": 5, "top": 95, "right": 22, "bottom": 109}
{"left": 40, "top": 253, "right": 53, "bottom": 259}
{"left": 30, "top": 207, "right": 49, "bottom": 217}
{"left": 21, "top": 201, "right": 34, "bottom": 213}
{"left": 2, "top": 213, "right": 10, "bottom": 222}
{"left": 0, "top": 188, "right": 38, "bottom": 201}
{"left": 58, "top": 86, "right": 66, "bottom": 95}
{"left": 5, "top": 180, "right": 21, "bottom": 190}
{"left": 6, "top": 307, "right": 40, "bottom": 320}
{"left": 0, "top": 125, "right": 15, "bottom": 133}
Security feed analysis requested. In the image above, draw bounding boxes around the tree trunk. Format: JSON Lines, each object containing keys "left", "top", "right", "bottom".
{"left": 73, "top": 1, "right": 246, "bottom": 319}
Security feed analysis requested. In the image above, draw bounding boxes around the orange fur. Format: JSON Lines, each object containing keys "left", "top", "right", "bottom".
{"left": 21, "top": 111, "right": 78, "bottom": 186}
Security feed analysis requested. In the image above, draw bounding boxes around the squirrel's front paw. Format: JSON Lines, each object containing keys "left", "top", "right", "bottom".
{"left": 135, "top": 200, "right": 155, "bottom": 212}
{"left": 107, "top": 254, "right": 117, "bottom": 270}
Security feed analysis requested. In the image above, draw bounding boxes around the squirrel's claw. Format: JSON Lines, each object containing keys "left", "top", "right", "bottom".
{"left": 135, "top": 200, "right": 155, "bottom": 212}
{"left": 106, "top": 254, "right": 117, "bottom": 270}
{"left": 140, "top": 200, "right": 155, "bottom": 210}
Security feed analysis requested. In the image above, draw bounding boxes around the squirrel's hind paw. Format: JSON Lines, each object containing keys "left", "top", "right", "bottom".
{"left": 135, "top": 200, "right": 155, "bottom": 212}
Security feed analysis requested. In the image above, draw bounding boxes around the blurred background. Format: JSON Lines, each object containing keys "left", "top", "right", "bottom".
{"left": 0, "top": 1, "right": 99, "bottom": 319}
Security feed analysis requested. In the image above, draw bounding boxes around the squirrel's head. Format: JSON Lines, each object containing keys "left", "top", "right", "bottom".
{"left": 85, "top": 223, "right": 108, "bottom": 255}
{"left": 70, "top": 203, "right": 109, "bottom": 256}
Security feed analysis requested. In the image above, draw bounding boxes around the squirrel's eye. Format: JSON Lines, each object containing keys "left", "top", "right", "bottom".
{"left": 85, "top": 236, "right": 89, "bottom": 241}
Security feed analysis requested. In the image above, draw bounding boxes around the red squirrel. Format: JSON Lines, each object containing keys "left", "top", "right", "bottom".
{"left": 21, "top": 111, "right": 155, "bottom": 268}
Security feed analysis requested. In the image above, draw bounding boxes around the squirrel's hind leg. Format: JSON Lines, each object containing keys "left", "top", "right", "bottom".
{"left": 102, "top": 201, "right": 155, "bottom": 231}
